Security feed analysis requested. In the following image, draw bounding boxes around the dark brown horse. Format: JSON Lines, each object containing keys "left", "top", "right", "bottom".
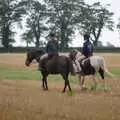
{"left": 25, "top": 49, "right": 74, "bottom": 92}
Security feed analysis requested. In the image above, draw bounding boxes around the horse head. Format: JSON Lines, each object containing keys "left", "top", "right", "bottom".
{"left": 69, "top": 49, "right": 78, "bottom": 61}
{"left": 25, "top": 49, "right": 45, "bottom": 66}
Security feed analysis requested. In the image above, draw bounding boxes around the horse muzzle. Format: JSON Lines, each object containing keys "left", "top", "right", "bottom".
{"left": 25, "top": 60, "right": 30, "bottom": 66}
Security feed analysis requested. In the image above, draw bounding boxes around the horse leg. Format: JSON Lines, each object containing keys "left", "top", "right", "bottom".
{"left": 42, "top": 76, "right": 48, "bottom": 90}
{"left": 80, "top": 75, "right": 87, "bottom": 90}
{"left": 62, "top": 80, "right": 67, "bottom": 93}
{"left": 41, "top": 72, "right": 45, "bottom": 90}
{"left": 62, "top": 74, "right": 72, "bottom": 93}
{"left": 92, "top": 75, "right": 97, "bottom": 90}
{"left": 81, "top": 76, "right": 85, "bottom": 87}
{"left": 99, "top": 68, "right": 106, "bottom": 90}
{"left": 78, "top": 74, "right": 82, "bottom": 87}
{"left": 42, "top": 78, "right": 45, "bottom": 89}
{"left": 41, "top": 72, "right": 48, "bottom": 90}
{"left": 78, "top": 74, "right": 84, "bottom": 88}
{"left": 67, "top": 79, "right": 72, "bottom": 92}
{"left": 44, "top": 77, "right": 48, "bottom": 90}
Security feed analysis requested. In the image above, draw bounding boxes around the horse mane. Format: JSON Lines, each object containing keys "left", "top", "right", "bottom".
{"left": 69, "top": 49, "right": 79, "bottom": 60}
{"left": 27, "top": 48, "right": 45, "bottom": 54}
{"left": 36, "top": 49, "right": 45, "bottom": 54}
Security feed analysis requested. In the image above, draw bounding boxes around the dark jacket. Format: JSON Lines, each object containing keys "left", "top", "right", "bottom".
{"left": 82, "top": 41, "right": 94, "bottom": 57}
{"left": 46, "top": 39, "right": 59, "bottom": 56}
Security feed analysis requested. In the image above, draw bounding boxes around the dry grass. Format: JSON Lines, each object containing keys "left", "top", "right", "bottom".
{"left": 0, "top": 53, "right": 37, "bottom": 69}
{"left": 0, "top": 53, "right": 120, "bottom": 120}
{"left": 1, "top": 53, "right": 120, "bottom": 68}
{"left": 0, "top": 79, "right": 120, "bottom": 120}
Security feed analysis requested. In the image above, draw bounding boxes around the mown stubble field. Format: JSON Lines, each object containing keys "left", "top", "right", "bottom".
{"left": 0, "top": 53, "right": 120, "bottom": 120}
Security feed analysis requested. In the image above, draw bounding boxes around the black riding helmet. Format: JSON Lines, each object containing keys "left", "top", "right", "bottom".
{"left": 84, "top": 34, "right": 90, "bottom": 41}
{"left": 49, "top": 33, "right": 56, "bottom": 38}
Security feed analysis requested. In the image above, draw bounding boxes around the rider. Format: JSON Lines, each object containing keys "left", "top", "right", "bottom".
{"left": 46, "top": 33, "right": 59, "bottom": 58}
{"left": 40, "top": 32, "right": 59, "bottom": 60}
{"left": 72, "top": 34, "right": 94, "bottom": 73}
{"left": 82, "top": 34, "right": 94, "bottom": 58}
{"left": 39, "top": 32, "right": 59, "bottom": 70}
{"left": 71, "top": 49, "right": 82, "bottom": 73}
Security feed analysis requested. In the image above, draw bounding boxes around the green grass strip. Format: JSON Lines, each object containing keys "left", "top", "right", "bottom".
{"left": 0, "top": 67, "right": 119, "bottom": 82}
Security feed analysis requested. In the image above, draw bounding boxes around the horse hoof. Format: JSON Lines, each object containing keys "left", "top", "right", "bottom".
{"left": 43, "top": 88, "right": 48, "bottom": 91}
{"left": 80, "top": 86, "right": 87, "bottom": 91}
{"left": 90, "top": 86, "right": 96, "bottom": 91}
{"left": 67, "top": 91, "right": 73, "bottom": 96}
{"left": 62, "top": 90, "right": 65, "bottom": 93}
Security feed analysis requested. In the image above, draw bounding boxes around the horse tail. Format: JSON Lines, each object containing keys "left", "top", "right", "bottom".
{"left": 101, "top": 57, "right": 115, "bottom": 77}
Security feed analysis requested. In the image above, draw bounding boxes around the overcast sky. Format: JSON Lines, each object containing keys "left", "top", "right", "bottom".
{"left": 14, "top": 0, "right": 120, "bottom": 47}
{"left": 72, "top": 0, "right": 120, "bottom": 47}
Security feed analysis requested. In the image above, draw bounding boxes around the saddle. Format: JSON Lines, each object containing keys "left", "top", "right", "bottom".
{"left": 80, "top": 58, "right": 95, "bottom": 75}
{"left": 39, "top": 54, "right": 59, "bottom": 71}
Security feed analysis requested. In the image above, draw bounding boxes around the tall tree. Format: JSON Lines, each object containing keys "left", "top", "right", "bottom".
{"left": 21, "top": 0, "right": 48, "bottom": 48}
{"left": 21, "top": 31, "right": 34, "bottom": 48}
{"left": 46, "top": 0, "right": 85, "bottom": 49}
{"left": 117, "top": 18, "right": 120, "bottom": 41}
{"left": 78, "top": 2, "right": 114, "bottom": 46}
{"left": 0, "top": 0, "right": 26, "bottom": 50}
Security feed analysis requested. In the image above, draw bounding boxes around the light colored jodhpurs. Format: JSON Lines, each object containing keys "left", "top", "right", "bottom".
{"left": 40, "top": 53, "right": 48, "bottom": 61}
{"left": 73, "top": 52, "right": 85, "bottom": 73}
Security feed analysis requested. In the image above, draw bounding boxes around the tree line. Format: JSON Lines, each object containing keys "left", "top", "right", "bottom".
{"left": 0, "top": 0, "right": 119, "bottom": 51}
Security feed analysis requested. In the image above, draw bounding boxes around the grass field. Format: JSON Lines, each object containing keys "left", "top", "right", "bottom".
{"left": 0, "top": 53, "right": 120, "bottom": 120}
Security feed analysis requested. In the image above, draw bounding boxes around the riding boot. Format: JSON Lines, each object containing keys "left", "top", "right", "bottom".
{"left": 73, "top": 61, "right": 80, "bottom": 74}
